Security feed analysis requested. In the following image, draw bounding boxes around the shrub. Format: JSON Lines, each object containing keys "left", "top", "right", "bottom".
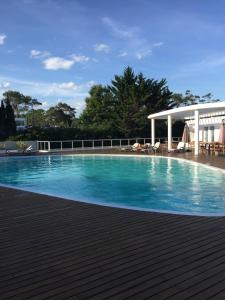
{"left": 0, "top": 143, "right": 5, "bottom": 149}
{"left": 16, "top": 141, "right": 28, "bottom": 152}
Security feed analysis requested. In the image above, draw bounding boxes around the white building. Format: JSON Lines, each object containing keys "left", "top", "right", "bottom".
{"left": 186, "top": 112, "right": 224, "bottom": 144}
{"left": 148, "top": 102, "right": 225, "bottom": 155}
{"left": 15, "top": 117, "right": 27, "bottom": 130}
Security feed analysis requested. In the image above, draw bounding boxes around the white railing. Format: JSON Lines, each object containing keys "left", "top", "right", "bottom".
{"left": 37, "top": 137, "right": 182, "bottom": 152}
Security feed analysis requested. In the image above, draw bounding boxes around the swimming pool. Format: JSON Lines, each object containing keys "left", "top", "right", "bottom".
{"left": 0, "top": 154, "right": 225, "bottom": 215}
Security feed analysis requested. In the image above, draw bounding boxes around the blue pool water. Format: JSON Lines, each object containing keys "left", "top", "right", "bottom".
{"left": 0, "top": 155, "right": 225, "bottom": 215}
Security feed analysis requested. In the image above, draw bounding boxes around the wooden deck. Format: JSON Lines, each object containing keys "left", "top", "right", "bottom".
{"left": 1, "top": 152, "right": 225, "bottom": 299}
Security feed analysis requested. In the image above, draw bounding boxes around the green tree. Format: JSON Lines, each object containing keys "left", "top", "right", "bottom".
{"left": 200, "top": 93, "right": 220, "bottom": 103}
{"left": 110, "top": 67, "right": 172, "bottom": 137}
{"left": 3, "top": 91, "right": 25, "bottom": 117}
{"left": 5, "top": 100, "right": 16, "bottom": 136}
{"left": 169, "top": 93, "right": 183, "bottom": 108}
{"left": 55, "top": 102, "right": 76, "bottom": 125}
{"left": 0, "top": 100, "right": 6, "bottom": 137}
{"left": 80, "top": 67, "right": 173, "bottom": 138}
{"left": 46, "top": 102, "right": 76, "bottom": 127}
{"left": 109, "top": 67, "right": 139, "bottom": 137}
{"left": 79, "top": 85, "right": 116, "bottom": 134}
{"left": 22, "top": 96, "right": 42, "bottom": 115}
{"left": 3, "top": 90, "right": 42, "bottom": 117}
{"left": 136, "top": 74, "right": 173, "bottom": 136}
{"left": 170, "top": 90, "right": 221, "bottom": 107}
{"left": 26, "top": 109, "right": 46, "bottom": 127}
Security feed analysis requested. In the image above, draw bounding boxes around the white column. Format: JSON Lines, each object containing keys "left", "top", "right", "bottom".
{"left": 194, "top": 110, "right": 199, "bottom": 155}
{"left": 151, "top": 119, "right": 155, "bottom": 146}
{"left": 168, "top": 115, "right": 172, "bottom": 151}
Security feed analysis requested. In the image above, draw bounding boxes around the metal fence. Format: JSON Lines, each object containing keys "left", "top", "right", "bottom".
{"left": 37, "top": 137, "right": 182, "bottom": 152}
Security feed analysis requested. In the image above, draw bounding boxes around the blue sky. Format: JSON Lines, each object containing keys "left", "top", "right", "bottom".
{"left": 1, "top": 0, "right": 225, "bottom": 114}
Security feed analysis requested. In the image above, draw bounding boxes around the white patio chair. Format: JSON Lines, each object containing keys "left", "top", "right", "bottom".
{"left": 152, "top": 142, "right": 160, "bottom": 153}
{"left": 168, "top": 141, "right": 185, "bottom": 152}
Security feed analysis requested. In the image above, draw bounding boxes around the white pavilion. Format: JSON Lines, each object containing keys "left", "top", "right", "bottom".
{"left": 148, "top": 102, "right": 225, "bottom": 155}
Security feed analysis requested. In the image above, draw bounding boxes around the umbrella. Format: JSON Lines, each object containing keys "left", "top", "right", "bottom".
{"left": 182, "top": 124, "right": 190, "bottom": 143}
{"left": 218, "top": 121, "right": 225, "bottom": 144}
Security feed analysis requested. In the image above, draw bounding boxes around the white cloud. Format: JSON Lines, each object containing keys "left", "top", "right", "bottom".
{"left": 94, "top": 43, "right": 110, "bottom": 53}
{"left": 43, "top": 56, "right": 75, "bottom": 70}
{"left": 0, "top": 75, "right": 96, "bottom": 115}
{"left": 135, "top": 42, "right": 163, "bottom": 60}
{"left": 30, "top": 49, "right": 40, "bottom": 57}
{"left": 136, "top": 49, "right": 152, "bottom": 60}
{"left": 40, "top": 54, "right": 90, "bottom": 70}
{"left": 102, "top": 17, "right": 135, "bottom": 39}
{"left": 30, "top": 49, "right": 90, "bottom": 70}
{"left": 85, "top": 80, "right": 95, "bottom": 88}
{"left": 41, "top": 101, "right": 49, "bottom": 109}
{"left": 102, "top": 17, "right": 164, "bottom": 60}
{"left": 70, "top": 54, "right": 90, "bottom": 63}
{"left": 171, "top": 55, "right": 225, "bottom": 80}
{"left": 0, "top": 33, "right": 7, "bottom": 45}
{"left": 30, "top": 49, "right": 50, "bottom": 59}
{"left": 153, "top": 42, "right": 164, "bottom": 47}
{"left": 0, "top": 82, "right": 10, "bottom": 89}
{"left": 56, "top": 82, "right": 78, "bottom": 90}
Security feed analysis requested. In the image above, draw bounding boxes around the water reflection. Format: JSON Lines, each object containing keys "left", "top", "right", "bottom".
{"left": 0, "top": 155, "right": 225, "bottom": 214}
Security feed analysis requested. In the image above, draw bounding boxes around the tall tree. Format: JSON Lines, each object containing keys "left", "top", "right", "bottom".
{"left": 24, "top": 96, "right": 42, "bottom": 126}
{"left": 110, "top": 67, "right": 172, "bottom": 137}
{"left": 135, "top": 74, "right": 173, "bottom": 136}
{"left": 79, "top": 85, "right": 115, "bottom": 128}
{"left": 3, "top": 91, "right": 24, "bottom": 117}
{"left": 46, "top": 102, "right": 76, "bottom": 127}
{"left": 25, "top": 96, "right": 42, "bottom": 111}
{"left": 80, "top": 67, "right": 173, "bottom": 138}
{"left": 3, "top": 90, "right": 42, "bottom": 117}
{"left": 170, "top": 90, "right": 221, "bottom": 107}
{"left": 109, "top": 67, "right": 139, "bottom": 137}
{"left": 5, "top": 100, "right": 16, "bottom": 136}
{"left": 0, "top": 100, "right": 6, "bottom": 137}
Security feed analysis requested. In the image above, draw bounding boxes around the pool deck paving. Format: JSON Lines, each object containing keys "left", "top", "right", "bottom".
{"left": 1, "top": 152, "right": 225, "bottom": 299}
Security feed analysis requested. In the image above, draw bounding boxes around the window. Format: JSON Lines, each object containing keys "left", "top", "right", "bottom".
{"left": 210, "top": 126, "right": 215, "bottom": 142}
{"left": 204, "top": 127, "right": 208, "bottom": 142}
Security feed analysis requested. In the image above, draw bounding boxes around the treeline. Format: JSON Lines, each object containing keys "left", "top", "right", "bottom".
{"left": 0, "top": 67, "right": 221, "bottom": 141}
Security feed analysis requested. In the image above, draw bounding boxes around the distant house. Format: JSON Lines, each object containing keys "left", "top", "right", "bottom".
{"left": 15, "top": 117, "right": 27, "bottom": 130}
{"left": 148, "top": 102, "right": 225, "bottom": 155}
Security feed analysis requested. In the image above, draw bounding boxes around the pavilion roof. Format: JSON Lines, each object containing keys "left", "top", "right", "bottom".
{"left": 148, "top": 102, "right": 225, "bottom": 120}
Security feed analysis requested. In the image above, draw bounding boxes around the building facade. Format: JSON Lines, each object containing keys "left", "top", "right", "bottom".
{"left": 185, "top": 111, "right": 225, "bottom": 143}
{"left": 148, "top": 102, "right": 225, "bottom": 155}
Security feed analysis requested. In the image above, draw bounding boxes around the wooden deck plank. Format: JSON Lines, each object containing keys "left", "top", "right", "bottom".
{"left": 1, "top": 185, "right": 225, "bottom": 300}
{"left": 1, "top": 227, "right": 225, "bottom": 298}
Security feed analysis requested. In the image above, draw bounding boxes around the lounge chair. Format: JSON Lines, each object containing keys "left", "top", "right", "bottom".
{"left": 152, "top": 142, "right": 160, "bottom": 153}
{"left": 168, "top": 141, "right": 185, "bottom": 153}
{"left": 6, "top": 149, "right": 19, "bottom": 154}
{"left": 141, "top": 143, "right": 152, "bottom": 153}
{"left": 121, "top": 142, "right": 141, "bottom": 152}
{"left": 25, "top": 145, "right": 37, "bottom": 154}
{"left": 6, "top": 145, "right": 35, "bottom": 155}
{"left": 25, "top": 145, "right": 33, "bottom": 152}
{"left": 131, "top": 143, "right": 142, "bottom": 151}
